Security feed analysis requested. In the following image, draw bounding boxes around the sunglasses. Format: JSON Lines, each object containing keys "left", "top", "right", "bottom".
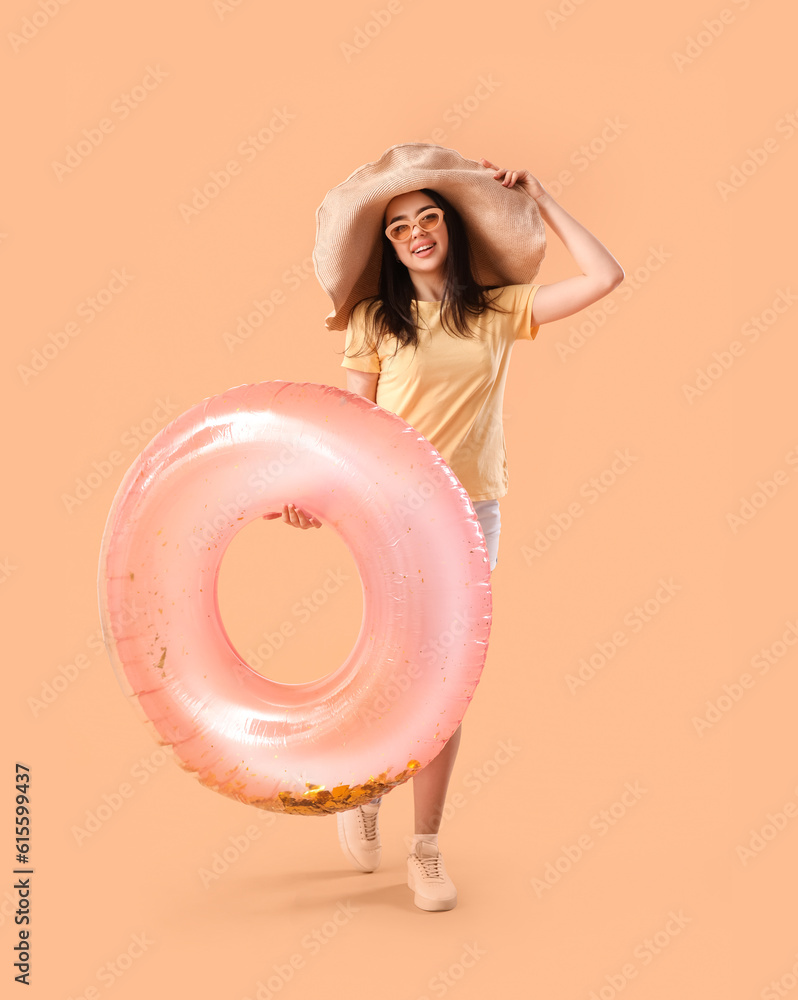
{"left": 385, "top": 208, "right": 445, "bottom": 244}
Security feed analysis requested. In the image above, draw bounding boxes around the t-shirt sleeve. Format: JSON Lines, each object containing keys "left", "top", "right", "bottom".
{"left": 514, "top": 283, "right": 542, "bottom": 341}
{"left": 340, "top": 302, "right": 381, "bottom": 373}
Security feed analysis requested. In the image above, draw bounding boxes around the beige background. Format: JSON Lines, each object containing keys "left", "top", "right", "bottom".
{"left": 3, "top": 0, "right": 796, "bottom": 997}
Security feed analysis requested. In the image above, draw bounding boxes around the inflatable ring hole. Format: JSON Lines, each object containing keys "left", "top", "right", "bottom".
{"left": 216, "top": 511, "right": 364, "bottom": 685}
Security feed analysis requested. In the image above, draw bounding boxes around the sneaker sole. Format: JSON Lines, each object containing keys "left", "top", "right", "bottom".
{"left": 407, "top": 872, "right": 457, "bottom": 911}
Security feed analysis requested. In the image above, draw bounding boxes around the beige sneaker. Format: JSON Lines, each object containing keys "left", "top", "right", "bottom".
{"left": 407, "top": 841, "right": 457, "bottom": 911}
{"left": 336, "top": 800, "right": 381, "bottom": 872}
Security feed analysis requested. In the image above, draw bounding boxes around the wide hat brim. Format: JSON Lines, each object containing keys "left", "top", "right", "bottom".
{"left": 313, "top": 142, "right": 546, "bottom": 332}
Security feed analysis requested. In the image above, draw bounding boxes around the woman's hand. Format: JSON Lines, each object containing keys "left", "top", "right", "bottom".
{"left": 479, "top": 157, "right": 550, "bottom": 204}
{"left": 262, "top": 504, "right": 323, "bottom": 529}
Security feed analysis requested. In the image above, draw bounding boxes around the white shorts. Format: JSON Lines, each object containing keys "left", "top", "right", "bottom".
{"left": 472, "top": 499, "right": 501, "bottom": 572}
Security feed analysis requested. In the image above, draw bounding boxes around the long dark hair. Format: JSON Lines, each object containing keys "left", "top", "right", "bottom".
{"left": 344, "top": 188, "right": 513, "bottom": 366}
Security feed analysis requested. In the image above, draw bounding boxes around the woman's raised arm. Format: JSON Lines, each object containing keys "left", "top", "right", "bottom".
{"left": 528, "top": 192, "right": 625, "bottom": 324}
{"left": 480, "top": 157, "right": 625, "bottom": 325}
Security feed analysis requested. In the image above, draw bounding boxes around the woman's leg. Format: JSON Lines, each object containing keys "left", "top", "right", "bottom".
{"left": 411, "top": 500, "right": 499, "bottom": 834}
{"left": 412, "top": 723, "right": 462, "bottom": 834}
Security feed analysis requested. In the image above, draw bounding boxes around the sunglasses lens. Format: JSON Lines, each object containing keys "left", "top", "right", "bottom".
{"left": 387, "top": 210, "right": 442, "bottom": 242}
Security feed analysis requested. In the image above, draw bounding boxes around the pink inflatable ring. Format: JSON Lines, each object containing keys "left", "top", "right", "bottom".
{"left": 98, "top": 381, "right": 492, "bottom": 815}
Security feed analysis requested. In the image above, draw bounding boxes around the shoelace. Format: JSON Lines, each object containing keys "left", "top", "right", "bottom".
{"left": 413, "top": 851, "right": 445, "bottom": 881}
{"left": 359, "top": 807, "right": 379, "bottom": 842}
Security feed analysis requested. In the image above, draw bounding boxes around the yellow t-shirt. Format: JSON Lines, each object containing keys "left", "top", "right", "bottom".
{"left": 339, "top": 283, "right": 541, "bottom": 501}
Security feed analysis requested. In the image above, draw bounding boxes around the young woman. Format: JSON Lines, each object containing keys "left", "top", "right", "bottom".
{"left": 274, "top": 146, "right": 624, "bottom": 912}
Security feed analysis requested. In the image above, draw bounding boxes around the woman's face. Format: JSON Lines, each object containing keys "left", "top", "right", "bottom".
{"left": 384, "top": 190, "right": 449, "bottom": 276}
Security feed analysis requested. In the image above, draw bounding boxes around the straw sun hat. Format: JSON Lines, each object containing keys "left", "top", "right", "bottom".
{"left": 313, "top": 142, "right": 547, "bottom": 332}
